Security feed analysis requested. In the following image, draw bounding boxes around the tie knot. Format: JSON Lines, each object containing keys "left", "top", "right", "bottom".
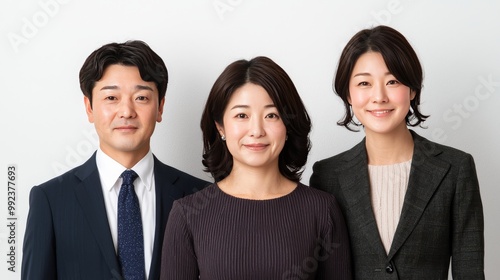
{"left": 121, "top": 170, "right": 138, "bottom": 186}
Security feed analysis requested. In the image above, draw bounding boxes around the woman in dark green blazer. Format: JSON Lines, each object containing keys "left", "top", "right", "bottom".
{"left": 310, "top": 26, "right": 484, "bottom": 279}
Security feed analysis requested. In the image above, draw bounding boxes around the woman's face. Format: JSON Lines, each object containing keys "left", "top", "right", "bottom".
{"left": 216, "top": 83, "right": 287, "bottom": 171}
{"left": 348, "top": 51, "right": 415, "bottom": 136}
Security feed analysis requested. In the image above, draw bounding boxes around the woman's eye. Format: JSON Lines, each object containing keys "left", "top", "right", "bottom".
{"left": 358, "top": 81, "right": 369, "bottom": 86}
{"left": 236, "top": 113, "right": 247, "bottom": 118}
{"left": 266, "top": 113, "right": 280, "bottom": 119}
{"left": 387, "top": 80, "right": 400, "bottom": 85}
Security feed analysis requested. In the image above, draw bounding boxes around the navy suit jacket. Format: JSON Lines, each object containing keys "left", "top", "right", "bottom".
{"left": 22, "top": 152, "right": 209, "bottom": 280}
{"left": 310, "top": 131, "right": 484, "bottom": 279}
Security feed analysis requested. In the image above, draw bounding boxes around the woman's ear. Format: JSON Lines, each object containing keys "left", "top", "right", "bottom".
{"left": 215, "top": 121, "right": 225, "bottom": 137}
{"left": 410, "top": 89, "right": 416, "bottom": 100}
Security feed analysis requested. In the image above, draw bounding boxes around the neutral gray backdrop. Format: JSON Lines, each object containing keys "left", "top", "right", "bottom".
{"left": 1, "top": 0, "right": 498, "bottom": 279}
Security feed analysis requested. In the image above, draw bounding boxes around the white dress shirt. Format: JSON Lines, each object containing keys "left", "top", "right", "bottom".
{"left": 96, "top": 149, "right": 156, "bottom": 278}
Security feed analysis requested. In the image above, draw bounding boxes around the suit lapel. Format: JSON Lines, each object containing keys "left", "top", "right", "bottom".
{"left": 338, "top": 140, "right": 387, "bottom": 256}
{"left": 72, "top": 154, "right": 122, "bottom": 277}
{"left": 387, "top": 131, "right": 450, "bottom": 259}
{"left": 148, "top": 156, "right": 183, "bottom": 279}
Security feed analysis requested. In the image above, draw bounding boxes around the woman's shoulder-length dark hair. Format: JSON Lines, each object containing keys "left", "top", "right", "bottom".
{"left": 200, "top": 56, "right": 311, "bottom": 182}
{"left": 334, "top": 25, "right": 429, "bottom": 131}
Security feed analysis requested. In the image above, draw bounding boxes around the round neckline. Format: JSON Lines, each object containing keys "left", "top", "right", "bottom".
{"left": 213, "top": 182, "right": 301, "bottom": 202}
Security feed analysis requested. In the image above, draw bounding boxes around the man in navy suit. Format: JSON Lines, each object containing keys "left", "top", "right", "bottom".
{"left": 21, "top": 40, "right": 209, "bottom": 280}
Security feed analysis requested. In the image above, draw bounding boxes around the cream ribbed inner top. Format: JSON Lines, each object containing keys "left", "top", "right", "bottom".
{"left": 368, "top": 160, "right": 411, "bottom": 254}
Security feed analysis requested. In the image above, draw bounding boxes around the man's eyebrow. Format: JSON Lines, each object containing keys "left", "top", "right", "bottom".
{"left": 135, "top": 85, "right": 154, "bottom": 91}
{"left": 99, "top": 85, "right": 154, "bottom": 91}
{"left": 100, "top": 85, "right": 118, "bottom": 91}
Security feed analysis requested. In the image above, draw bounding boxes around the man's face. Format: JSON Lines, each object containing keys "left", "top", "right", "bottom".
{"left": 84, "top": 64, "right": 164, "bottom": 165}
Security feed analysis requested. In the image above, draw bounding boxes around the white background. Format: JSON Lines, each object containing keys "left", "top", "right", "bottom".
{"left": 1, "top": 0, "right": 499, "bottom": 279}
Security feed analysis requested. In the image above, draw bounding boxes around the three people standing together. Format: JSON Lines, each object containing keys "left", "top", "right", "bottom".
{"left": 22, "top": 25, "right": 484, "bottom": 280}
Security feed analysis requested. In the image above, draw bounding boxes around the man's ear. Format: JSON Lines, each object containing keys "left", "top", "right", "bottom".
{"left": 157, "top": 97, "right": 165, "bottom": 122}
{"left": 84, "top": 96, "right": 94, "bottom": 123}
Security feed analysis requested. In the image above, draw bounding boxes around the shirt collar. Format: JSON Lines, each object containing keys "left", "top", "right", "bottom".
{"left": 96, "top": 149, "right": 155, "bottom": 192}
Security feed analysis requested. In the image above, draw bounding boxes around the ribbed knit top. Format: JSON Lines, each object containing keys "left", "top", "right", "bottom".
{"left": 160, "top": 183, "right": 352, "bottom": 280}
{"left": 368, "top": 160, "right": 411, "bottom": 254}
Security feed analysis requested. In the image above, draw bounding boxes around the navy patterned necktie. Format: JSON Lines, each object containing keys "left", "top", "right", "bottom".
{"left": 118, "top": 170, "right": 145, "bottom": 280}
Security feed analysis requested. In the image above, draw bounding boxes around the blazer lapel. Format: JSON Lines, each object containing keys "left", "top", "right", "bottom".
{"left": 338, "top": 140, "right": 387, "bottom": 256}
{"left": 148, "top": 156, "right": 184, "bottom": 279}
{"left": 73, "top": 154, "right": 122, "bottom": 277}
{"left": 387, "top": 131, "right": 450, "bottom": 259}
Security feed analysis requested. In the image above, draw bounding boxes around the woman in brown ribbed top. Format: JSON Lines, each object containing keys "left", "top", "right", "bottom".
{"left": 160, "top": 56, "right": 352, "bottom": 279}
